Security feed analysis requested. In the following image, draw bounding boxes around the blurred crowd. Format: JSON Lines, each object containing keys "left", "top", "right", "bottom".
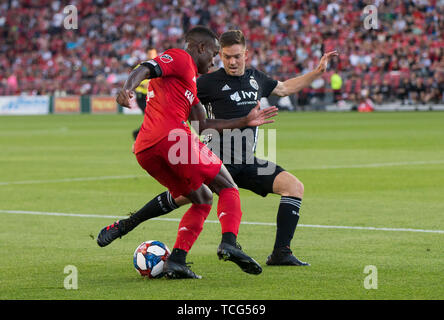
{"left": 1, "top": 0, "right": 444, "bottom": 106}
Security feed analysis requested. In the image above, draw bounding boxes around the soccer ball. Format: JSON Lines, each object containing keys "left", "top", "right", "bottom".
{"left": 133, "top": 240, "right": 171, "bottom": 278}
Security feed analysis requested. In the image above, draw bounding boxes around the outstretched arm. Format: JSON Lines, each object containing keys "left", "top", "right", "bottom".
{"left": 189, "top": 101, "right": 278, "bottom": 134}
{"left": 271, "top": 51, "right": 339, "bottom": 97}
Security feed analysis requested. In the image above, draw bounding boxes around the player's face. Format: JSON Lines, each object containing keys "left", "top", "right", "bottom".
{"left": 147, "top": 49, "right": 157, "bottom": 60}
{"left": 198, "top": 39, "right": 220, "bottom": 74}
{"left": 220, "top": 44, "right": 247, "bottom": 76}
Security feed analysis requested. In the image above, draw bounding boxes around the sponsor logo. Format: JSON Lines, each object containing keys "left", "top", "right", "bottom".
{"left": 222, "top": 84, "right": 231, "bottom": 91}
{"left": 160, "top": 54, "right": 173, "bottom": 63}
{"left": 91, "top": 96, "right": 117, "bottom": 114}
{"left": 230, "top": 91, "right": 241, "bottom": 102}
{"left": 230, "top": 90, "right": 258, "bottom": 102}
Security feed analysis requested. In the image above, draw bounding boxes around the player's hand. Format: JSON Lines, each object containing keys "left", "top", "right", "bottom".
{"left": 245, "top": 101, "right": 278, "bottom": 127}
{"left": 316, "top": 51, "right": 339, "bottom": 74}
{"left": 116, "top": 89, "right": 134, "bottom": 108}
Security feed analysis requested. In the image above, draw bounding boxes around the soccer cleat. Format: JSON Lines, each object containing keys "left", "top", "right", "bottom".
{"left": 164, "top": 259, "right": 202, "bottom": 279}
{"left": 266, "top": 246, "right": 310, "bottom": 266}
{"left": 96, "top": 220, "right": 127, "bottom": 247}
{"left": 217, "top": 242, "right": 262, "bottom": 275}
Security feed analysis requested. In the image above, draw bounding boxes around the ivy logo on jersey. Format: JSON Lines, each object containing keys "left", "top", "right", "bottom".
{"left": 230, "top": 91, "right": 241, "bottom": 102}
{"left": 249, "top": 78, "right": 259, "bottom": 90}
{"left": 160, "top": 54, "right": 173, "bottom": 64}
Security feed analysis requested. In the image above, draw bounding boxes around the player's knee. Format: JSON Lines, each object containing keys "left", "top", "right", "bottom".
{"left": 296, "top": 179, "right": 304, "bottom": 197}
{"left": 186, "top": 184, "right": 213, "bottom": 205}
{"left": 286, "top": 181, "right": 304, "bottom": 198}
{"left": 195, "top": 185, "right": 213, "bottom": 205}
{"left": 277, "top": 173, "right": 304, "bottom": 198}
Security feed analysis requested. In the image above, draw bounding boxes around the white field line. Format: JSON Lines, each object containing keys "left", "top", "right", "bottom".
{"left": 1, "top": 160, "right": 444, "bottom": 186}
{"left": 1, "top": 209, "right": 443, "bottom": 234}
{"left": 0, "top": 175, "right": 145, "bottom": 186}
{"left": 300, "top": 160, "right": 444, "bottom": 170}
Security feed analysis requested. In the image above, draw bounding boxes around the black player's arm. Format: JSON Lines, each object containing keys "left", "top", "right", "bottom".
{"left": 188, "top": 102, "right": 278, "bottom": 135}
{"left": 271, "top": 50, "right": 339, "bottom": 97}
{"left": 271, "top": 71, "right": 322, "bottom": 97}
{"left": 188, "top": 102, "right": 247, "bottom": 134}
{"left": 117, "top": 61, "right": 162, "bottom": 108}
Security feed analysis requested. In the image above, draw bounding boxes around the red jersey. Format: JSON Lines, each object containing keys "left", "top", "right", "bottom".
{"left": 134, "top": 48, "right": 200, "bottom": 154}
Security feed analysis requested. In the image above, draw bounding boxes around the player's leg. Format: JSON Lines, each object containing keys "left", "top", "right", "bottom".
{"left": 206, "top": 165, "right": 262, "bottom": 275}
{"left": 126, "top": 194, "right": 189, "bottom": 233}
{"left": 96, "top": 139, "right": 193, "bottom": 247}
{"left": 267, "top": 170, "right": 309, "bottom": 266}
{"left": 96, "top": 192, "right": 189, "bottom": 247}
{"left": 121, "top": 162, "right": 243, "bottom": 228}
{"left": 234, "top": 159, "right": 309, "bottom": 266}
{"left": 164, "top": 184, "right": 213, "bottom": 279}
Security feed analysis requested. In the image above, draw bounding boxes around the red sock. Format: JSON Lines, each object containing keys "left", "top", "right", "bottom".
{"left": 217, "top": 187, "right": 242, "bottom": 236}
{"left": 173, "top": 203, "right": 211, "bottom": 252}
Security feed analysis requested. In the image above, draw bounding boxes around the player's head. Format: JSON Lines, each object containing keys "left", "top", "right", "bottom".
{"left": 219, "top": 30, "right": 247, "bottom": 77}
{"left": 146, "top": 47, "right": 157, "bottom": 60}
{"left": 185, "top": 26, "right": 220, "bottom": 74}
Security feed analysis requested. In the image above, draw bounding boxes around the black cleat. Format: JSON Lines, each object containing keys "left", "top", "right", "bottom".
{"left": 217, "top": 242, "right": 262, "bottom": 275}
{"left": 96, "top": 220, "right": 127, "bottom": 247}
{"left": 164, "top": 259, "right": 202, "bottom": 279}
{"left": 266, "top": 246, "right": 310, "bottom": 266}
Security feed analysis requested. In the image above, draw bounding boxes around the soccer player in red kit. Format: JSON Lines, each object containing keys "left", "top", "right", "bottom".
{"left": 97, "top": 26, "right": 278, "bottom": 279}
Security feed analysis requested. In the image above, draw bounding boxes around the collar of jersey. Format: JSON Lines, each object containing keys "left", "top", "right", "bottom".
{"left": 220, "top": 67, "right": 249, "bottom": 79}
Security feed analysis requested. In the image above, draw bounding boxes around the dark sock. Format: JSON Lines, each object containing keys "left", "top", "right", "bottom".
{"left": 169, "top": 248, "right": 187, "bottom": 264}
{"left": 274, "top": 196, "right": 302, "bottom": 250}
{"left": 122, "top": 191, "right": 178, "bottom": 232}
{"left": 221, "top": 232, "right": 237, "bottom": 246}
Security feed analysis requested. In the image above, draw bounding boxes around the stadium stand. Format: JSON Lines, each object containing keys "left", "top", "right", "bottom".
{"left": 1, "top": 0, "right": 443, "bottom": 109}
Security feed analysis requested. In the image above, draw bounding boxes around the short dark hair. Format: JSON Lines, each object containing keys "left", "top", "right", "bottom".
{"left": 219, "top": 30, "right": 246, "bottom": 48}
{"left": 185, "top": 26, "right": 218, "bottom": 44}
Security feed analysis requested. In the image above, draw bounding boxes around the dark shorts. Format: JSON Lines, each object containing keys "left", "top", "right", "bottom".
{"left": 225, "top": 157, "right": 285, "bottom": 197}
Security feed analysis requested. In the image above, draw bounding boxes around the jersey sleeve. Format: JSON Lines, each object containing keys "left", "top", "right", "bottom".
{"left": 152, "top": 49, "right": 188, "bottom": 78}
{"left": 255, "top": 69, "right": 278, "bottom": 97}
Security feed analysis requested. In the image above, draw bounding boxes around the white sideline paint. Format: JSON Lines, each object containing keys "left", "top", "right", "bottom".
{"left": 302, "top": 160, "right": 444, "bottom": 170}
{"left": 1, "top": 160, "right": 444, "bottom": 186}
{"left": 0, "top": 174, "right": 145, "bottom": 186}
{"left": 1, "top": 209, "right": 443, "bottom": 234}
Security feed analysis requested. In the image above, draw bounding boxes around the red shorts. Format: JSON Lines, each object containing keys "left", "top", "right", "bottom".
{"left": 136, "top": 130, "right": 222, "bottom": 198}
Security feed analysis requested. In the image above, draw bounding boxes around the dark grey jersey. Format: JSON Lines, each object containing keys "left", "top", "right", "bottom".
{"left": 197, "top": 67, "right": 277, "bottom": 164}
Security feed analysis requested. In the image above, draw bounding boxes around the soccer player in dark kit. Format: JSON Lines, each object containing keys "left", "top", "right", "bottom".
{"left": 98, "top": 29, "right": 337, "bottom": 267}
{"left": 99, "top": 27, "right": 279, "bottom": 279}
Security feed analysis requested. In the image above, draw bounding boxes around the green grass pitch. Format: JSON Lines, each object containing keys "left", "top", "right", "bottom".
{"left": 0, "top": 112, "right": 443, "bottom": 300}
